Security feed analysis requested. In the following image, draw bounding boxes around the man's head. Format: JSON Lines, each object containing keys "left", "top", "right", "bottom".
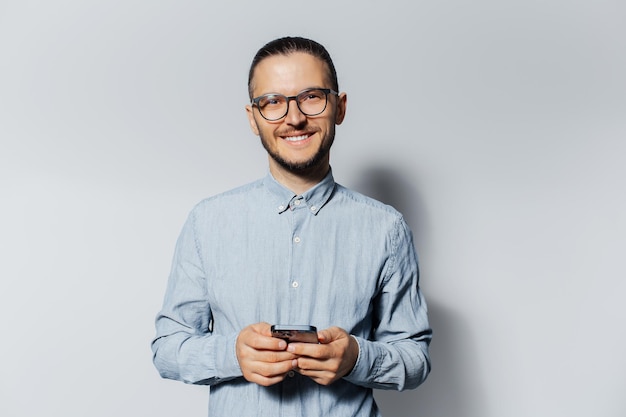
{"left": 246, "top": 37, "right": 347, "bottom": 180}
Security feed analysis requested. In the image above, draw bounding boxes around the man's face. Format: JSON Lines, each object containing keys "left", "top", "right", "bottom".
{"left": 246, "top": 52, "right": 347, "bottom": 175}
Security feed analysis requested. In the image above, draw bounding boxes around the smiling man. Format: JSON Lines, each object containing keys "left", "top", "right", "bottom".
{"left": 246, "top": 51, "right": 345, "bottom": 194}
{"left": 152, "top": 36, "right": 432, "bottom": 417}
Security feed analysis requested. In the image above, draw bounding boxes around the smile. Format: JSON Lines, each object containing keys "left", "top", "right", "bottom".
{"left": 282, "top": 134, "right": 312, "bottom": 142}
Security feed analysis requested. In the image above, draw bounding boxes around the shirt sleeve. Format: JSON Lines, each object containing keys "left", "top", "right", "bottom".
{"left": 343, "top": 216, "right": 432, "bottom": 391}
{"left": 151, "top": 209, "right": 242, "bottom": 385}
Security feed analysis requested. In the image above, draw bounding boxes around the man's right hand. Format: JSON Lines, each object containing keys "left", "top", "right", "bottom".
{"left": 235, "top": 322, "right": 297, "bottom": 386}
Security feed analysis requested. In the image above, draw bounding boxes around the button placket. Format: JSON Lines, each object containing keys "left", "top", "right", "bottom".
{"left": 288, "top": 195, "right": 309, "bottom": 303}
{"left": 291, "top": 208, "right": 303, "bottom": 290}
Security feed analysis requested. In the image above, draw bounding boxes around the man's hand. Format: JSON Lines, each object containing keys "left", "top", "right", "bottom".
{"left": 235, "top": 322, "right": 297, "bottom": 386}
{"left": 287, "top": 326, "right": 359, "bottom": 386}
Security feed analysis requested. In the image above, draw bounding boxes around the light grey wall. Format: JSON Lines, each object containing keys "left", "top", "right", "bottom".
{"left": 1, "top": 1, "right": 625, "bottom": 416}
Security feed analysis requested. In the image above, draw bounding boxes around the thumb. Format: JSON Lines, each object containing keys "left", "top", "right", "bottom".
{"left": 317, "top": 327, "right": 342, "bottom": 344}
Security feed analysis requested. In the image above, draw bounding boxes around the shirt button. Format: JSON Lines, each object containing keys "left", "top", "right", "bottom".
{"left": 288, "top": 371, "right": 295, "bottom": 377}
{"left": 293, "top": 236, "right": 301, "bottom": 243}
{"left": 294, "top": 200, "right": 301, "bottom": 206}
{"left": 310, "top": 206, "right": 317, "bottom": 212}
{"left": 292, "top": 281, "right": 299, "bottom": 288}
{"left": 278, "top": 205, "right": 285, "bottom": 211}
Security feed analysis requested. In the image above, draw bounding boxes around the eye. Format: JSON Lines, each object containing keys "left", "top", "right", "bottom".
{"left": 259, "top": 95, "right": 285, "bottom": 108}
{"left": 299, "top": 89, "right": 324, "bottom": 102}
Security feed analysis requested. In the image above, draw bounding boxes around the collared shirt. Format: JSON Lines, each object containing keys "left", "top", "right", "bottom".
{"left": 152, "top": 170, "right": 432, "bottom": 417}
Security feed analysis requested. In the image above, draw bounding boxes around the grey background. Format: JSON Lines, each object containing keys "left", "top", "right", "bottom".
{"left": 1, "top": 1, "right": 625, "bottom": 416}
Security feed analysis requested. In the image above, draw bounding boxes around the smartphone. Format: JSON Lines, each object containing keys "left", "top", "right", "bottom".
{"left": 271, "top": 325, "right": 318, "bottom": 343}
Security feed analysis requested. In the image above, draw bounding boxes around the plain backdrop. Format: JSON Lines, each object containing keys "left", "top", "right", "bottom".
{"left": 1, "top": 1, "right": 625, "bottom": 416}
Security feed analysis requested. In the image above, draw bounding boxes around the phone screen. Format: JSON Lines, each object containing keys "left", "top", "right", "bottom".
{"left": 271, "top": 325, "right": 318, "bottom": 343}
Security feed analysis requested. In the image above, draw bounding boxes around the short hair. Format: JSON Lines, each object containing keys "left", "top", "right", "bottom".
{"left": 248, "top": 36, "right": 339, "bottom": 99}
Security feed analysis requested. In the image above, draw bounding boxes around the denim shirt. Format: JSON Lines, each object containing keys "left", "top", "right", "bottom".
{"left": 152, "top": 170, "right": 431, "bottom": 417}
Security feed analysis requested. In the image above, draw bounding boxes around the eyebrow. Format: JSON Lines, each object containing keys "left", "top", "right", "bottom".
{"left": 254, "top": 86, "right": 328, "bottom": 98}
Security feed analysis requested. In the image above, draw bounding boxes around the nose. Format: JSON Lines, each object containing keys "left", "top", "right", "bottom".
{"left": 284, "top": 98, "right": 307, "bottom": 126}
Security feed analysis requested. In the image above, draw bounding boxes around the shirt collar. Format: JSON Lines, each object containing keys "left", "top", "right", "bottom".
{"left": 263, "top": 169, "right": 336, "bottom": 216}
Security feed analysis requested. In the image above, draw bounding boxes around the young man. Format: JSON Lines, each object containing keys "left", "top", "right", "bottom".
{"left": 152, "top": 36, "right": 432, "bottom": 416}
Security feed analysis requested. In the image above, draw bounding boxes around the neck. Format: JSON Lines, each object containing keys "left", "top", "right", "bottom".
{"left": 269, "top": 159, "right": 330, "bottom": 195}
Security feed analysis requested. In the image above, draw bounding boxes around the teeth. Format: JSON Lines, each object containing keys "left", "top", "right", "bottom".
{"left": 284, "top": 134, "right": 309, "bottom": 142}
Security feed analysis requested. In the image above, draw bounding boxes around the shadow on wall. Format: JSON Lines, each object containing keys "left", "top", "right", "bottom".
{"left": 350, "top": 166, "right": 485, "bottom": 417}
{"left": 349, "top": 166, "right": 426, "bottom": 239}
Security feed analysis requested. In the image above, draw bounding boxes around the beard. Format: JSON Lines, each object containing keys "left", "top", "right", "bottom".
{"left": 258, "top": 127, "right": 335, "bottom": 175}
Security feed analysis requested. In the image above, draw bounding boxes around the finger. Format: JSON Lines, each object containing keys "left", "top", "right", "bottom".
{"left": 241, "top": 358, "right": 295, "bottom": 386}
{"left": 250, "top": 375, "right": 286, "bottom": 387}
{"left": 295, "top": 355, "right": 339, "bottom": 372}
{"left": 257, "top": 335, "right": 288, "bottom": 351}
{"left": 239, "top": 346, "right": 296, "bottom": 366}
{"left": 316, "top": 329, "right": 331, "bottom": 344}
{"left": 317, "top": 326, "right": 345, "bottom": 344}
{"left": 287, "top": 341, "right": 326, "bottom": 358}
{"left": 259, "top": 350, "right": 298, "bottom": 363}
{"left": 243, "top": 332, "right": 288, "bottom": 351}
{"left": 295, "top": 368, "right": 336, "bottom": 386}
{"left": 255, "top": 322, "right": 273, "bottom": 337}
{"left": 247, "top": 369, "right": 289, "bottom": 387}
{"left": 252, "top": 358, "right": 295, "bottom": 378}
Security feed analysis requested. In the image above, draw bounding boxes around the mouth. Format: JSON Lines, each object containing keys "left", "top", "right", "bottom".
{"left": 280, "top": 132, "right": 314, "bottom": 143}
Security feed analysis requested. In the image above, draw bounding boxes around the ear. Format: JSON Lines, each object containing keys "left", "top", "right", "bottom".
{"left": 334, "top": 92, "right": 347, "bottom": 125}
{"left": 245, "top": 104, "right": 260, "bottom": 136}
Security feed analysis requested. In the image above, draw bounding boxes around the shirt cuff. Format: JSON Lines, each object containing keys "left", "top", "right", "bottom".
{"left": 344, "top": 335, "right": 366, "bottom": 382}
{"left": 209, "top": 332, "right": 243, "bottom": 381}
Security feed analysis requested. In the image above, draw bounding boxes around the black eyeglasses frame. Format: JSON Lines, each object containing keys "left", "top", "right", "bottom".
{"left": 251, "top": 88, "right": 339, "bottom": 121}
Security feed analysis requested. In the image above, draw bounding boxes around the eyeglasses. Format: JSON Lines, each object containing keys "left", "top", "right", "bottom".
{"left": 251, "top": 88, "right": 338, "bottom": 121}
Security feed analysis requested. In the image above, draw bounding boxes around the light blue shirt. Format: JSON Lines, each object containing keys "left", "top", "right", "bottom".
{"left": 152, "top": 170, "right": 432, "bottom": 417}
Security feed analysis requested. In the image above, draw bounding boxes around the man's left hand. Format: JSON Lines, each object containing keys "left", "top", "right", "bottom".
{"left": 287, "top": 326, "right": 359, "bottom": 386}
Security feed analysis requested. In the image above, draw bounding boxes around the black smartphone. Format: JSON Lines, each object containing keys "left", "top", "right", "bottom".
{"left": 271, "top": 325, "right": 318, "bottom": 343}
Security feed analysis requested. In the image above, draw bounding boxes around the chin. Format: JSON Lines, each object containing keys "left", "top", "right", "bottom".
{"left": 264, "top": 138, "right": 332, "bottom": 174}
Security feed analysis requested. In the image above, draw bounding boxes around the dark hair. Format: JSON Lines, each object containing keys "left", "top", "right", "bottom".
{"left": 248, "top": 36, "right": 339, "bottom": 99}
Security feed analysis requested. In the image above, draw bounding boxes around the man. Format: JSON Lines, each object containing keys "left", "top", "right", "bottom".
{"left": 152, "top": 36, "right": 432, "bottom": 416}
